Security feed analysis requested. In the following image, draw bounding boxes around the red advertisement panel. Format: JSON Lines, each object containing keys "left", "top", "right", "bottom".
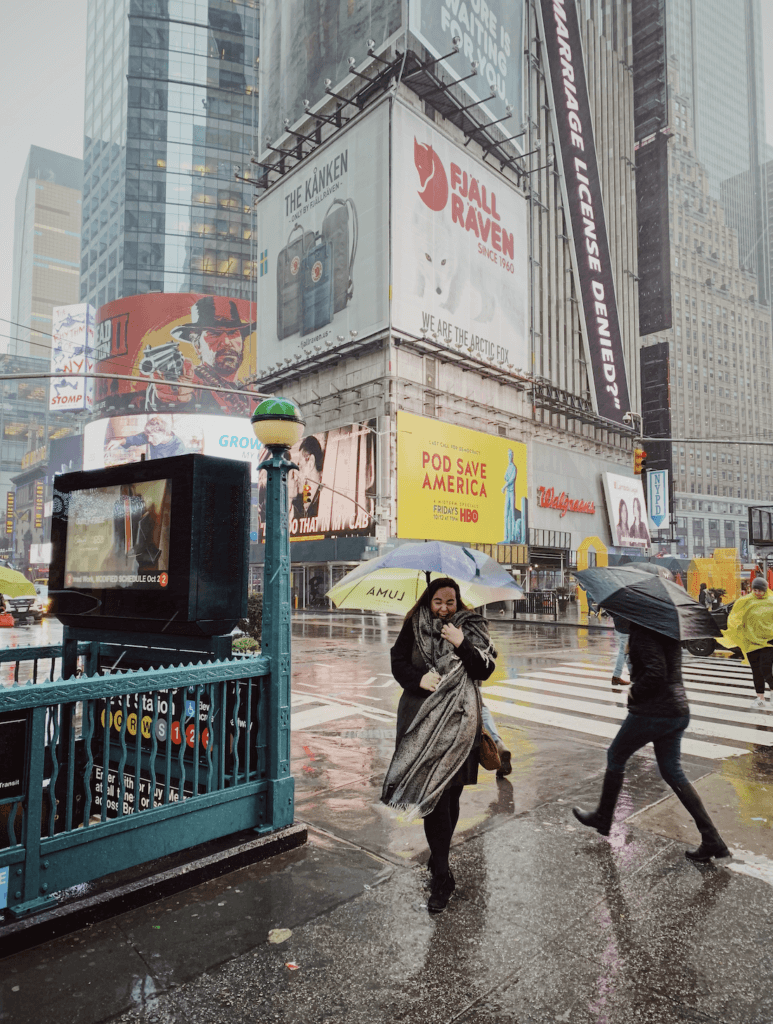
{"left": 94, "top": 293, "right": 257, "bottom": 418}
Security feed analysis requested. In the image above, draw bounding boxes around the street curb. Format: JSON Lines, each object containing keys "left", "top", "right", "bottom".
{"left": 0, "top": 822, "right": 307, "bottom": 959}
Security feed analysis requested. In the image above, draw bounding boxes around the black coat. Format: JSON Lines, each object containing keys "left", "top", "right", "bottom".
{"left": 390, "top": 617, "right": 496, "bottom": 788}
{"left": 627, "top": 623, "right": 689, "bottom": 718}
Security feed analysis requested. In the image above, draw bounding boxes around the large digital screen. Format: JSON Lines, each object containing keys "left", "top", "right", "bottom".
{"left": 602, "top": 473, "right": 651, "bottom": 549}
{"left": 257, "top": 421, "right": 376, "bottom": 541}
{"left": 391, "top": 103, "right": 528, "bottom": 371}
{"left": 396, "top": 411, "right": 528, "bottom": 545}
{"left": 94, "top": 293, "right": 257, "bottom": 418}
{"left": 84, "top": 414, "right": 263, "bottom": 482}
{"left": 255, "top": 102, "right": 390, "bottom": 373}
{"left": 64, "top": 480, "right": 172, "bottom": 590}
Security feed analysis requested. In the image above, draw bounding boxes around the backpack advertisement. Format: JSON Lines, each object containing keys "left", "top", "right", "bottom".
{"left": 391, "top": 102, "right": 528, "bottom": 371}
{"left": 256, "top": 101, "right": 389, "bottom": 372}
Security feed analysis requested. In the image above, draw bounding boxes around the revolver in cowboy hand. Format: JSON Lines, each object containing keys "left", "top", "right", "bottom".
{"left": 140, "top": 341, "right": 193, "bottom": 409}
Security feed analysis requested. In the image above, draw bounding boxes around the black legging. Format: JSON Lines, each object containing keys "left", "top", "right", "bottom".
{"left": 423, "top": 785, "right": 463, "bottom": 875}
{"left": 748, "top": 646, "right": 773, "bottom": 695}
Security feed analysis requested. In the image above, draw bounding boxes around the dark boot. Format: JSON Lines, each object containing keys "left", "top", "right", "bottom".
{"left": 495, "top": 741, "right": 512, "bottom": 777}
{"left": 427, "top": 871, "right": 456, "bottom": 912}
{"left": 573, "top": 771, "right": 625, "bottom": 837}
{"left": 671, "top": 782, "right": 730, "bottom": 861}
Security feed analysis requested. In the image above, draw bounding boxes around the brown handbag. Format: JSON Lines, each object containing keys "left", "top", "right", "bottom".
{"left": 479, "top": 729, "right": 501, "bottom": 771}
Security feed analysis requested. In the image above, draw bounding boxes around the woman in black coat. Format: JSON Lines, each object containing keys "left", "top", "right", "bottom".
{"left": 573, "top": 621, "right": 729, "bottom": 861}
{"left": 387, "top": 577, "right": 496, "bottom": 911}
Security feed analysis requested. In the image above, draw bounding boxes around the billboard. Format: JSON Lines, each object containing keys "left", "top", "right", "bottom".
{"left": 94, "top": 293, "right": 257, "bottom": 418}
{"left": 63, "top": 480, "right": 172, "bottom": 591}
{"left": 255, "top": 102, "right": 390, "bottom": 372}
{"left": 47, "top": 434, "right": 84, "bottom": 486}
{"left": 84, "top": 414, "right": 264, "bottom": 482}
{"left": 536, "top": 0, "right": 631, "bottom": 425}
{"left": 397, "top": 411, "right": 527, "bottom": 544}
{"left": 49, "top": 304, "right": 96, "bottom": 412}
{"left": 257, "top": 421, "right": 376, "bottom": 542}
{"left": 409, "top": 0, "right": 524, "bottom": 131}
{"left": 602, "top": 473, "right": 650, "bottom": 549}
{"left": 392, "top": 103, "right": 528, "bottom": 369}
{"left": 259, "top": 0, "right": 402, "bottom": 159}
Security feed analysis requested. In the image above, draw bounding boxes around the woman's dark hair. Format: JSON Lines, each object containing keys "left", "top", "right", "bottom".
{"left": 299, "top": 434, "right": 324, "bottom": 472}
{"left": 404, "top": 576, "right": 469, "bottom": 622}
{"left": 618, "top": 499, "right": 629, "bottom": 527}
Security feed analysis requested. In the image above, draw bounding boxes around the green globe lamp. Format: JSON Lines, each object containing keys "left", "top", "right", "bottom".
{"left": 250, "top": 397, "right": 305, "bottom": 455}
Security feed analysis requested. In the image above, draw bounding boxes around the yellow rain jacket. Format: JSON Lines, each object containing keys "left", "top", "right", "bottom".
{"left": 718, "top": 590, "right": 773, "bottom": 661}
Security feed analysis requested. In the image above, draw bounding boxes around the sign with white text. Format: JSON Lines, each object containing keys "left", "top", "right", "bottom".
{"left": 647, "top": 469, "right": 669, "bottom": 531}
{"left": 536, "top": 0, "right": 630, "bottom": 424}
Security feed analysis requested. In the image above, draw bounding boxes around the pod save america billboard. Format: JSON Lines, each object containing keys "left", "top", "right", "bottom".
{"left": 392, "top": 103, "right": 528, "bottom": 370}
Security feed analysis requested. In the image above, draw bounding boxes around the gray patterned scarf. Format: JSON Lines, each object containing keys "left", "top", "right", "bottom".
{"left": 381, "top": 605, "right": 497, "bottom": 819}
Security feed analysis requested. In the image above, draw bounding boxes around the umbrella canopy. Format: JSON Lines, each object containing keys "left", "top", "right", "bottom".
{"left": 328, "top": 548, "right": 524, "bottom": 615}
{"left": 574, "top": 567, "right": 720, "bottom": 641}
{"left": 0, "top": 565, "right": 35, "bottom": 598}
{"left": 339, "top": 540, "right": 519, "bottom": 590}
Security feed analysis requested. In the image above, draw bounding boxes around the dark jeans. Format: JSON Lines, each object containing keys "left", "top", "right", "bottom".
{"left": 607, "top": 713, "right": 691, "bottom": 788}
{"left": 747, "top": 646, "right": 773, "bottom": 695}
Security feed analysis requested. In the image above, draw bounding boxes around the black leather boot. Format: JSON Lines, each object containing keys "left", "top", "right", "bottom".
{"left": 573, "top": 770, "right": 625, "bottom": 837}
{"left": 671, "top": 782, "right": 730, "bottom": 861}
{"left": 427, "top": 871, "right": 456, "bottom": 912}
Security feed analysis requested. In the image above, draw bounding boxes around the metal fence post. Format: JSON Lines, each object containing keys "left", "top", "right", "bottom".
{"left": 259, "top": 453, "right": 294, "bottom": 831}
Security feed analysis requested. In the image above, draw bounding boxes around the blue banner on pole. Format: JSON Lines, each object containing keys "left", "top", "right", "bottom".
{"left": 647, "top": 470, "right": 669, "bottom": 530}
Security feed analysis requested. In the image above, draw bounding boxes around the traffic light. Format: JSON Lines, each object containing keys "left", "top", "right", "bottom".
{"left": 633, "top": 448, "right": 647, "bottom": 474}
{"left": 302, "top": 482, "right": 312, "bottom": 507}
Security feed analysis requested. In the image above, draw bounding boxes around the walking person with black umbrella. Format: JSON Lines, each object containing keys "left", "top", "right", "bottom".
{"left": 572, "top": 568, "right": 730, "bottom": 861}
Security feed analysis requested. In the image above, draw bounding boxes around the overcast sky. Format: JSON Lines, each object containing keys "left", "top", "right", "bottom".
{"left": 1, "top": 0, "right": 773, "bottom": 344}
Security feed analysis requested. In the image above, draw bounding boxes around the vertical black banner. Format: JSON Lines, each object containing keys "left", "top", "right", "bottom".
{"left": 537, "top": 0, "right": 631, "bottom": 424}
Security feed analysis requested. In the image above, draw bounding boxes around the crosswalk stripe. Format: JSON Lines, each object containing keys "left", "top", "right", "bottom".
{"left": 291, "top": 702, "right": 393, "bottom": 730}
{"left": 484, "top": 680, "right": 773, "bottom": 734}
{"left": 552, "top": 664, "right": 754, "bottom": 699}
{"left": 511, "top": 669, "right": 760, "bottom": 708}
{"left": 482, "top": 697, "right": 746, "bottom": 760}
{"left": 484, "top": 685, "right": 771, "bottom": 748}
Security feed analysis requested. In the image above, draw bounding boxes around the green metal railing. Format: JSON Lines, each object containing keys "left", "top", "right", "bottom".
{"left": 0, "top": 655, "right": 288, "bottom": 917}
{"left": 0, "top": 450, "right": 296, "bottom": 919}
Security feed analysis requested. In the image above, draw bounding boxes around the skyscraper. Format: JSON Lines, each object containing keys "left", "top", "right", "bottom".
{"left": 80, "top": 0, "right": 259, "bottom": 310}
{"left": 10, "top": 147, "right": 83, "bottom": 358}
{"left": 666, "top": 0, "right": 768, "bottom": 302}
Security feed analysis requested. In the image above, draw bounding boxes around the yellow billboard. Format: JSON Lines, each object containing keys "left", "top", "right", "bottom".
{"left": 397, "top": 412, "right": 528, "bottom": 544}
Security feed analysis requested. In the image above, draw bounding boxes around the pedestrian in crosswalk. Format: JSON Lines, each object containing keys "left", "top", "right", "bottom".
{"left": 610, "top": 614, "right": 630, "bottom": 687}
{"left": 720, "top": 576, "right": 773, "bottom": 709}
{"left": 572, "top": 621, "right": 730, "bottom": 861}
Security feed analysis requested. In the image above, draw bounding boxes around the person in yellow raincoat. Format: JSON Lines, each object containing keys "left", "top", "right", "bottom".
{"left": 720, "top": 577, "right": 773, "bottom": 709}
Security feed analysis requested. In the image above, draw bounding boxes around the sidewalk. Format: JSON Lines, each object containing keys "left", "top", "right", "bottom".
{"left": 3, "top": 748, "right": 771, "bottom": 1024}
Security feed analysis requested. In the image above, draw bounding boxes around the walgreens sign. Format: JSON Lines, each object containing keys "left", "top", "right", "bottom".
{"left": 392, "top": 102, "right": 528, "bottom": 371}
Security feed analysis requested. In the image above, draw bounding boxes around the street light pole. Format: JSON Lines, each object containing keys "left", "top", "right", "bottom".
{"left": 251, "top": 398, "right": 305, "bottom": 833}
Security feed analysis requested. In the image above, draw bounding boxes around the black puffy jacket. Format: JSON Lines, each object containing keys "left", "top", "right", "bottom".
{"left": 627, "top": 623, "right": 689, "bottom": 718}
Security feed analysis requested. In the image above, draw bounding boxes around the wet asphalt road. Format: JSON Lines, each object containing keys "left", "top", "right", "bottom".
{"left": 5, "top": 614, "right": 773, "bottom": 1023}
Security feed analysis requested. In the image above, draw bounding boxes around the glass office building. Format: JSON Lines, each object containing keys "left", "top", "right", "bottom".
{"left": 666, "top": 0, "right": 768, "bottom": 302}
{"left": 81, "top": 0, "right": 259, "bottom": 309}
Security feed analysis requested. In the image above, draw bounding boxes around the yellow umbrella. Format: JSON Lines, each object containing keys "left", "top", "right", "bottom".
{"left": 327, "top": 567, "right": 522, "bottom": 614}
{"left": 0, "top": 565, "right": 36, "bottom": 598}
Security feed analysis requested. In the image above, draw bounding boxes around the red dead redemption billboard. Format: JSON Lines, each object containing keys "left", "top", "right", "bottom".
{"left": 392, "top": 102, "right": 528, "bottom": 370}
{"left": 536, "top": 0, "right": 631, "bottom": 425}
{"left": 94, "top": 293, "right": 257, "bottom": 418}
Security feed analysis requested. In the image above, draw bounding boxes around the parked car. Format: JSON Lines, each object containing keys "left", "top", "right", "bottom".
{"left": 684, "top": 600, "right": 737, "bottom": 658}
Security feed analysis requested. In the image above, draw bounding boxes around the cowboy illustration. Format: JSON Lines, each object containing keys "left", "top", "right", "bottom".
{"left": 145, "top": 296, "right": 256, "bottom": 416}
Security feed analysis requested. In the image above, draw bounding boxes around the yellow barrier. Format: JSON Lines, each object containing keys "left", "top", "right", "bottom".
{"left": 576, "top": 536, "right": 608, "bottom": 613}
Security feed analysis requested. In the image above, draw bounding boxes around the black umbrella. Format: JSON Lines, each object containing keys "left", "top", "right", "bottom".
{"left": 574, "top": 567, "right": 721, "bottom": 641}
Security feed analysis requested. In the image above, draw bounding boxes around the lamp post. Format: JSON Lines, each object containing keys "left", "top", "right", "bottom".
{"left": 250, "top": 397, "right": 305, "bottom": 831}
